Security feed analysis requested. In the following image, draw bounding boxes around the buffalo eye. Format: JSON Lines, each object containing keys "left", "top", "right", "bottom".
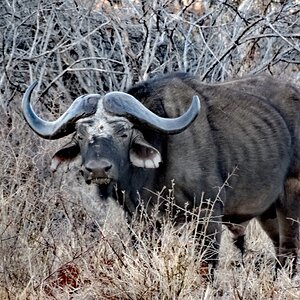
{"left": 120, "top": 133, "right": 128, "bottom": 138}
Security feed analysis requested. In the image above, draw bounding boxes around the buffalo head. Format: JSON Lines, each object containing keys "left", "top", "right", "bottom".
{"left": 22, "top": 82, "right": 200, "bottom": 197}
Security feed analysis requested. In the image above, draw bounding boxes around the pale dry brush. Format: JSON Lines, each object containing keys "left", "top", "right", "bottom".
{"left": 0, "top": 0, "right": 300, "bottom": 298}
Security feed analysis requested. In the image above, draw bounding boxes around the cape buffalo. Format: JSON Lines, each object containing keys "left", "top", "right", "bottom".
{"left": 22, "top": 72, "right": 300, "bottom": 276}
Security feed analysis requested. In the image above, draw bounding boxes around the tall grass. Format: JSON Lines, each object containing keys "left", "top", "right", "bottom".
{"left": 0, "top": 0, "right": 299, "bottom": 298}
{"left": 1, "top": 146, "right": 299, "bottom": 299}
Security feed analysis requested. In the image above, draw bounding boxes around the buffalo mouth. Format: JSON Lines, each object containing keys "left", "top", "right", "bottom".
{"left": 83, "top": 174, "right": 112, "bottom": 186}
{"left": 80, "top": 170, "right": 114, "bottom": 198}
{"left": 84, "top": 176, "right": 114, "bottom": 198}
{"left": 91, "top": 177, "right": 112, "bottom": 185}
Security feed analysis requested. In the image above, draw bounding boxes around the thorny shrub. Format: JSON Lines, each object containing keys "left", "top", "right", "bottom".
{"left": 0, "top": 0, "right": 299, "bottom": 298}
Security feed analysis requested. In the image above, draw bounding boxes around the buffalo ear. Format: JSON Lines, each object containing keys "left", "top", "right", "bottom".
{"left": 50, "top": 141, "right": 80, "bottom": 172}
{"left": 129, "top": 135, "right": 161, "bottom": 168}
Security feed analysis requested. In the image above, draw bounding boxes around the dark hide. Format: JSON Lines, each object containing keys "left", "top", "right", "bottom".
{"left": 125, "top": 73, "right": 300, "bottom": 274}
{"left": 35, "top": 73, "right": 300, "bottom": 276}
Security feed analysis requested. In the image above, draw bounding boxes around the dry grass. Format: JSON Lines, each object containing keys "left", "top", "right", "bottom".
{"left": 1, "top": 167, "right": 300, "bottom": 299}
{"left": 1, "top": 0, "right": 300, "bottom": 299}
{"left": 0, "top": 129, "right": 299, "bottom": 299}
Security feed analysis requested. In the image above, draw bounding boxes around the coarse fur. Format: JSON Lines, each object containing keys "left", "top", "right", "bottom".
{"left": 23, "top": 72, "right": 300, "bottom": 276}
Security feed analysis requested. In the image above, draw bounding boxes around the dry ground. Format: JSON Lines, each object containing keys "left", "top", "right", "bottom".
{"left": 1, "top": 0, "right": 300, "bottom": 299}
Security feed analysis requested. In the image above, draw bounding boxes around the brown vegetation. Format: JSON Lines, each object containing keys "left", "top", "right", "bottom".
{"left": 0, "top": 0, "right": 299, "bottom": 298}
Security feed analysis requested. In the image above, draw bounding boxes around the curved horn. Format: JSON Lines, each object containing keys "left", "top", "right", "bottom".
{"left": 103, "top": 92, "right": 201, "bottom": 134}
{"left": 22, "top": 81, "right": 100, "bottom": 139}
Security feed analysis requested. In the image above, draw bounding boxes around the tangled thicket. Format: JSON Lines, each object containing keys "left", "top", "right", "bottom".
{"left": 0, "top": 0, "right": 299, "bottom": 298}
{"left": 1, "top": 0, "right": 299, "bottom": 107}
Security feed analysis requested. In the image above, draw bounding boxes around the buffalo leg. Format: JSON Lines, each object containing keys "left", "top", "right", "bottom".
{"left": 257, "top": 211, "right": 280, "bottom": 276}
{"left": 226, "top": 221, "right": 249, "bottom": 268}
{"left": 226, "top": 221, "right": 249, "bottom": 258}
{"left": 276, "top": 177, "right": 300, "bottom": 276}
{"left": 194, "top": 202, "right": 223, "bottom": 281}
{"left": 257, "top": 204, "right": 280, "bottom": 255}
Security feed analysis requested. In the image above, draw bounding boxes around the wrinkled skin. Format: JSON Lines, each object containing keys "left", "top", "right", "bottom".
{"left": 24, "top": 72, "right": 300, "bottom": 277}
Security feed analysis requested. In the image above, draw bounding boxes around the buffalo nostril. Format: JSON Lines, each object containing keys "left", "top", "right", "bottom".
{"left": 84, "top": 159, "right": 112, "bottom": 177}
{"left": 85, "top": 165, "right": 93, "bottom": 173}
{"left": 97, "top": 159, "right": 112, "bottom": 173}
{"left": 103, "top": 164, "right": 112, "bottom": 172}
